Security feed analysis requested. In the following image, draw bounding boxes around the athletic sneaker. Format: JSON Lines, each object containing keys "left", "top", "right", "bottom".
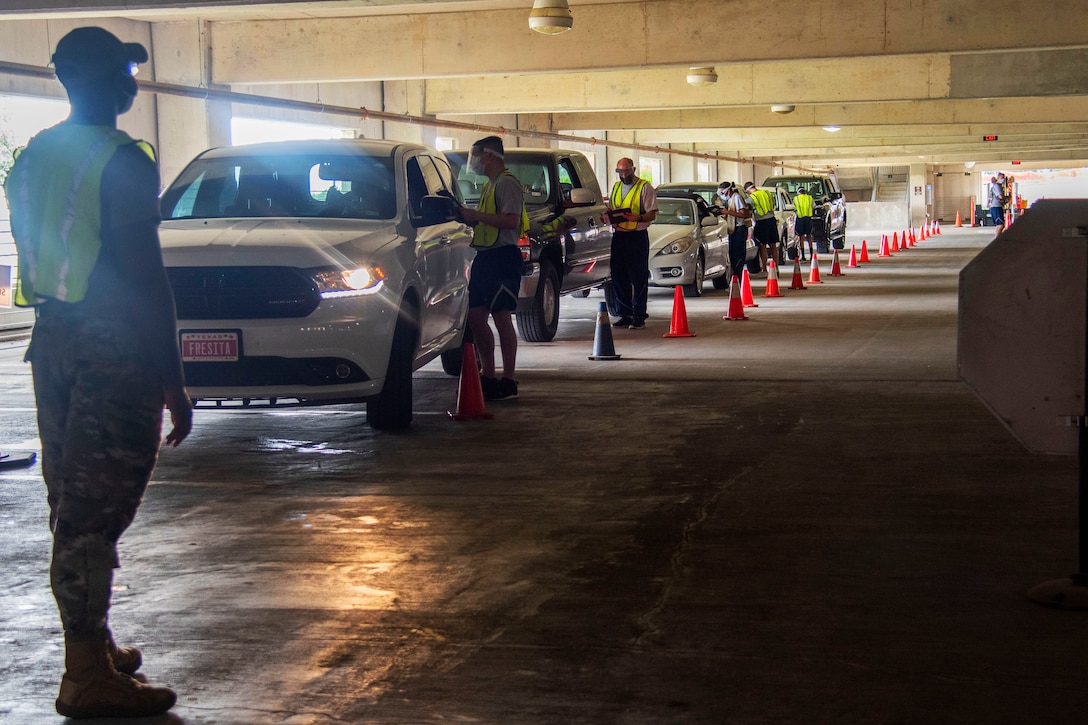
{"left": 480, "top": 375, "right": 501, "bottom": 400}
{"left": 488, "top": 377, "right": 518, "bottom": 401}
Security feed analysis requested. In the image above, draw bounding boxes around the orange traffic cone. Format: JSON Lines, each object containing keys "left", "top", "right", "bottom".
{"left": 829, "top": 249, "right": 844, "bottom": 276}
{"left": 763, "top": 260, "right": 784, "bottom": 298}
{"left": 909, "top": 228, "right": 916, "bottom": 247}
{"left": 920, "top": 224, "right": 927, "bottom": 240}
{"left": 878, "top": 235, "right": 890, "bottom": 257}
{"left": 808, "top": 253, "right": 823, "bottom": 284}
{"left": 663, "top": 285, "right": 695, "bottom": 338}
{"left": 891, "top": 232, "right": 900, "bottom": 252}
{"left": 723, "top": 275, "right": 749, "bottom": 320}
{"left": 789, "top": 257, "right": 807, "bottom": 290}
{"left": 847, "top": 244, "right": 859, "bottom": 268}
{"left": 936, "top": 220, "right": 942, "bottom": 235}
{"left": 588, "top": 302, "right": 622, "bottom": 360}
{"left": 447, "top": 342, "right": 493, "bottom": 421}
{"left": 741, "top": 268, "right": 759, "bottom": 308}
{"left": 860, "top": 240, "right": 871, "bottom": 262}
{"left": 955, "top": 210, "right": 962, "bottom": 227}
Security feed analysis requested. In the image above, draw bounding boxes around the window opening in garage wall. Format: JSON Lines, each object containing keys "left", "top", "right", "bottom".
{"left": 639, "top": 157, "right": 662, "bottom": 185}
{"left": 1, "top": 95, "right": 69, "bottom": 225}
{"left": 231, "top": 117, "right": 353, "bottom": 146}
{"left": 697, "top": 161, "right": 713, "bottom": 183}
{"left": 434, "top": 136, "right": 455, "bottom": 151}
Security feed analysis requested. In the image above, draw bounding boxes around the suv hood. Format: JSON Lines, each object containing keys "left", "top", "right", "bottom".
{"left": 159, "top": 219, "right": 399, "bottom": 269}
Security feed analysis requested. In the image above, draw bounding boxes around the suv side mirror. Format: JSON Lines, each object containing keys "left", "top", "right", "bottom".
{"left": 564, "top": 187, "right": 596, "bottom": 207}
{"left": 419, "top": 194, "right": 460, "bottom": 226}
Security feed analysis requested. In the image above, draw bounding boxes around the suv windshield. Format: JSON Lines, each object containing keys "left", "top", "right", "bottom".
{"left": 446, "top": 152, "right": 555, "bottom": 209}
{"left": 766, "top": 177, "right": 828, "bottom": 199}
{"left": 161, "top": 153, "right": 397, "bottom": 220}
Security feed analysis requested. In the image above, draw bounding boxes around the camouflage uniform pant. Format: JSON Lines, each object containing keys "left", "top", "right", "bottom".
{"left": 28, "top": 312, "right": 164, "bottom": 639}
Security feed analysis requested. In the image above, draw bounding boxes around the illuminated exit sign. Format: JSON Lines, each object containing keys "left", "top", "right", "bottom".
{"left": 982, "top": 135, "right": 999, "bottom": 142}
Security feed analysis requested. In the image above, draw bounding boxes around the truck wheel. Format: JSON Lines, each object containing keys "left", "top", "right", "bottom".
{"left": 368, "top": 306, "right": 417, "bottom": 430}
{"left": 517, "top": 259, "right": 560, "bottom": 342}
{"left": 440, "top": 346, "right": 463, "bottom": 377}
{"left": 682, "top": 252, "right": 705, "bottom": 298}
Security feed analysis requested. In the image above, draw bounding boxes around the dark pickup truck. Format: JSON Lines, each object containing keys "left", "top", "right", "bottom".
{"left": 763, "top": 174, "right": 847, "bottom": 253}
{"left": 447, "top": 148, "right": 612, "bottom": 342}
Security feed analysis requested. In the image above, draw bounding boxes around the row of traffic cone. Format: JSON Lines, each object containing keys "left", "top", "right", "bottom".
{"left": 453, "top": 218, "right": 948, "bottom": 420}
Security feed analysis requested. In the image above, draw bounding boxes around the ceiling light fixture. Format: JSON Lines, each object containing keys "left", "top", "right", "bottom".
{"left": 770, "top": 105, "right": 795, "bottom": 114}
{"left": 823, "top": 125, "right": 841, "bottom": 132}
{"left": 686, "top": 67, "right": 718, "bottom": 86}
{"left": 529, "top": 0, "right": 573, "bottom": 35}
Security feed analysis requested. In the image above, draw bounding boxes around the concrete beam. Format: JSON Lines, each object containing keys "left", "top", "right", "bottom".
{"left": 549, "top": 97, "right": 1088, "bottom": 131}
{"left": 423, "top": 49, "right": 1088, "bottom": 115}
{"left": 202, "top": 0, "right": 1088, "bottom": 84}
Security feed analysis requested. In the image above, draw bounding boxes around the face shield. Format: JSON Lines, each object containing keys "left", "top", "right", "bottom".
{"left": 468, "top": 147, "right": 501, "bottom": 176}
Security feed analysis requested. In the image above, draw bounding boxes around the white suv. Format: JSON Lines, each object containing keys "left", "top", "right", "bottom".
{"left": 158, "top": 139, "right": 473, "bottom": 429}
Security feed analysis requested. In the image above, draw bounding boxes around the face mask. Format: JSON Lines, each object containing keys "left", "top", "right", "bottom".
{"left": 469, "top": 154, "right": 486, "bottom": 176}
{"left": 717, "top": 189, "right": 730, "bottom": 202}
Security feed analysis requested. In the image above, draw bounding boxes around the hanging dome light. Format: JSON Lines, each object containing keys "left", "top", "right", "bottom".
{"left": 529, "top": 0, "right": 574, "bottom": 35}
{"left": 771, "top": 105, "right": 796, "bottom": 114}
{"left": 686, "top": 67, "right": 718, "bottom": 86}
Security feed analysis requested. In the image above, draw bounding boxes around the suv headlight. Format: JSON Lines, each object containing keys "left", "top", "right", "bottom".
{"left": 655, "top": 237, "right": 694, "bottom": 257}
{"left": 312, "top": 266, "right": 386, "bottom": 298}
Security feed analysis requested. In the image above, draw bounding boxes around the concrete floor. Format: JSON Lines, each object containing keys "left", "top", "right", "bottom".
{"left": 0, "top": 227, "right": 1084, "bottom": 724}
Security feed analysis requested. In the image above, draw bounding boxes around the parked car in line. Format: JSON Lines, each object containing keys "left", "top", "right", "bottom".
{"left": 648, "top": 192, "right": 731, "bottom": 297}
{"left": 762, "top": 174, "right": 846, "bottom": 253}
{"left": 446, "top": 148, "right": 611, "bottom": 342}
{"left": 157, "top": 139, "right": 474, "bottom": 430}
{"left": 655, "top": 181, "right": 723, "bottom": 210}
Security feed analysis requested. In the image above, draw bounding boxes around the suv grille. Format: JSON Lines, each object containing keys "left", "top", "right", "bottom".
{"left": 167, "top": 266, "right": 321, "bottom": 320}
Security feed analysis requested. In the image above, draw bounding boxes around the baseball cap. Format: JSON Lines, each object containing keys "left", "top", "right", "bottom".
{"left": 52, "top": 27, "right": 149, "bottom": 81}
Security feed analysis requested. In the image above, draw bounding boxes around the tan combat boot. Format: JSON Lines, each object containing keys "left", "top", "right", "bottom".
{"left": 55, "top": 637, "right": 176, "bottom": 719}
{"left": 106, "top": 628, "right": 143, "bottom": 675}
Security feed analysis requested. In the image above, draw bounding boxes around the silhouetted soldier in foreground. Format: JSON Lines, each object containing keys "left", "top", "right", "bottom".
{"left": 4, "top": 26, "right": 192, "bottom": 719}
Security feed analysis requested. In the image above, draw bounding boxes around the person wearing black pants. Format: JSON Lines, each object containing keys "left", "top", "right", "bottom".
{"left": 602, "top": 158, "right": 658, "bottom": 329}
{"left": 718, "top": 181, "right": 752, "bottom": 281}
{"left": 610, "top": 229, "right": 651, "bottom": 327}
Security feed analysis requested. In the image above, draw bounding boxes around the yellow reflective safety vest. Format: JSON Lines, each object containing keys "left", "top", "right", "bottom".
{"left": 794, "top": 191, "right": 815, "bottom": 218}
{"left": 472, "top": 169, "right": 530, "bottom": 248}
{"left": 609, "top": 178, "right": 648, "bottom": 231}
{"left": 749, "top": 188, "right": 775, "bottom": 218}
{"left": 5, "top": 124, "right": 155, "bottom": 306}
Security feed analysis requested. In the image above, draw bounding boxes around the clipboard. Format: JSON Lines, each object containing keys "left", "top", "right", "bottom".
{"left": 606, "top": 208, "right": 632, "bottom": 224}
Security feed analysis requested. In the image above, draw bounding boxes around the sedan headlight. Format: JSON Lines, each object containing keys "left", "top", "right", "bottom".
{"left": 655, "top": 236, "right": 695, "bottom": 257}
{"left": 312, "top": 266, "right": 386, "bottom": 298}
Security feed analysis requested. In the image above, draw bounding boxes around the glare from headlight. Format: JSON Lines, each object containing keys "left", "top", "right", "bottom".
{"left": 656, "top": 237, "right": 694, "bottom": 256}
{"left": 313, "top": 266, "right": 386, "bottom": 298}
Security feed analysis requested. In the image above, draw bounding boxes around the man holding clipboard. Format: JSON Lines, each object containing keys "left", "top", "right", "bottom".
{"left": 601, "top": 158, "right": 657, "bottom": 329}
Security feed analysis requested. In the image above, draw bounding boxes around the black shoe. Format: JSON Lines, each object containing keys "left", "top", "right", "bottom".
{"left": 612, "top": 317, "right": 633, "bottom": 328}
{"left": 480, "top": 375, "right": 500, "bottom": 400}
{"left": 489, "top": 378, "right": 518, "bottom": 401}
{"left": 629, "top": 320, "right": 645, "bottom": 329}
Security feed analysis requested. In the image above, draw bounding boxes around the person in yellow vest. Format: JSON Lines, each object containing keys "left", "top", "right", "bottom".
{"left": 744, "top": 182, "right": 780, "bottom": 272}
{"left": 793, "top": 187, "right": 816, "bottom": 261}
{"left": 3, "top": 27, "right": 191, "bottom": 719}
{"left": 601, "top": 158, "right": 657, "bottom": 329}
{"left": 459, "top": 135, "right": 529, "bottom": 401}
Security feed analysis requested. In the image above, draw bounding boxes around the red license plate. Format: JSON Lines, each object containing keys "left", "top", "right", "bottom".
{"left": 181, "top": 331, "right": 240, "bottom": 362}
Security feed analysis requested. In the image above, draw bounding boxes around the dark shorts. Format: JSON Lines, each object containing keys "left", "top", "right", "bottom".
{"left": 469, "top": 244, "right": 522, "bottom": 311}
{"left": 990, "top": 206, "right": 1004, "bottom": 226}
{"left": 753, "top": 217, "right": 780, "bottom": 247}
{"left": 795, "top": 217, "right": 813, "bottom": 235}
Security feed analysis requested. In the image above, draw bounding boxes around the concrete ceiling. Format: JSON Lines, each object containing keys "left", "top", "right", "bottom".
{"left": 4, "top": 0, "right": 1087, "bottom": 170}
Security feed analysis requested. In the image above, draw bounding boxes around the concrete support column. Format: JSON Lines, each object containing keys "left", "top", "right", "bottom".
{"left": 382, "top": 79, "right": 427, "bottom": 144}
{"left": 151, "top": 21, "right": 229, "bottom": 187}
{"left": 908, "top": 163, "right": 927, "bottom": 228}
{"left": 515, "top": 114, "right": 553, "bottom": 148}
{"left": 669, "top": 145, "right": 696, "bottom": 184}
